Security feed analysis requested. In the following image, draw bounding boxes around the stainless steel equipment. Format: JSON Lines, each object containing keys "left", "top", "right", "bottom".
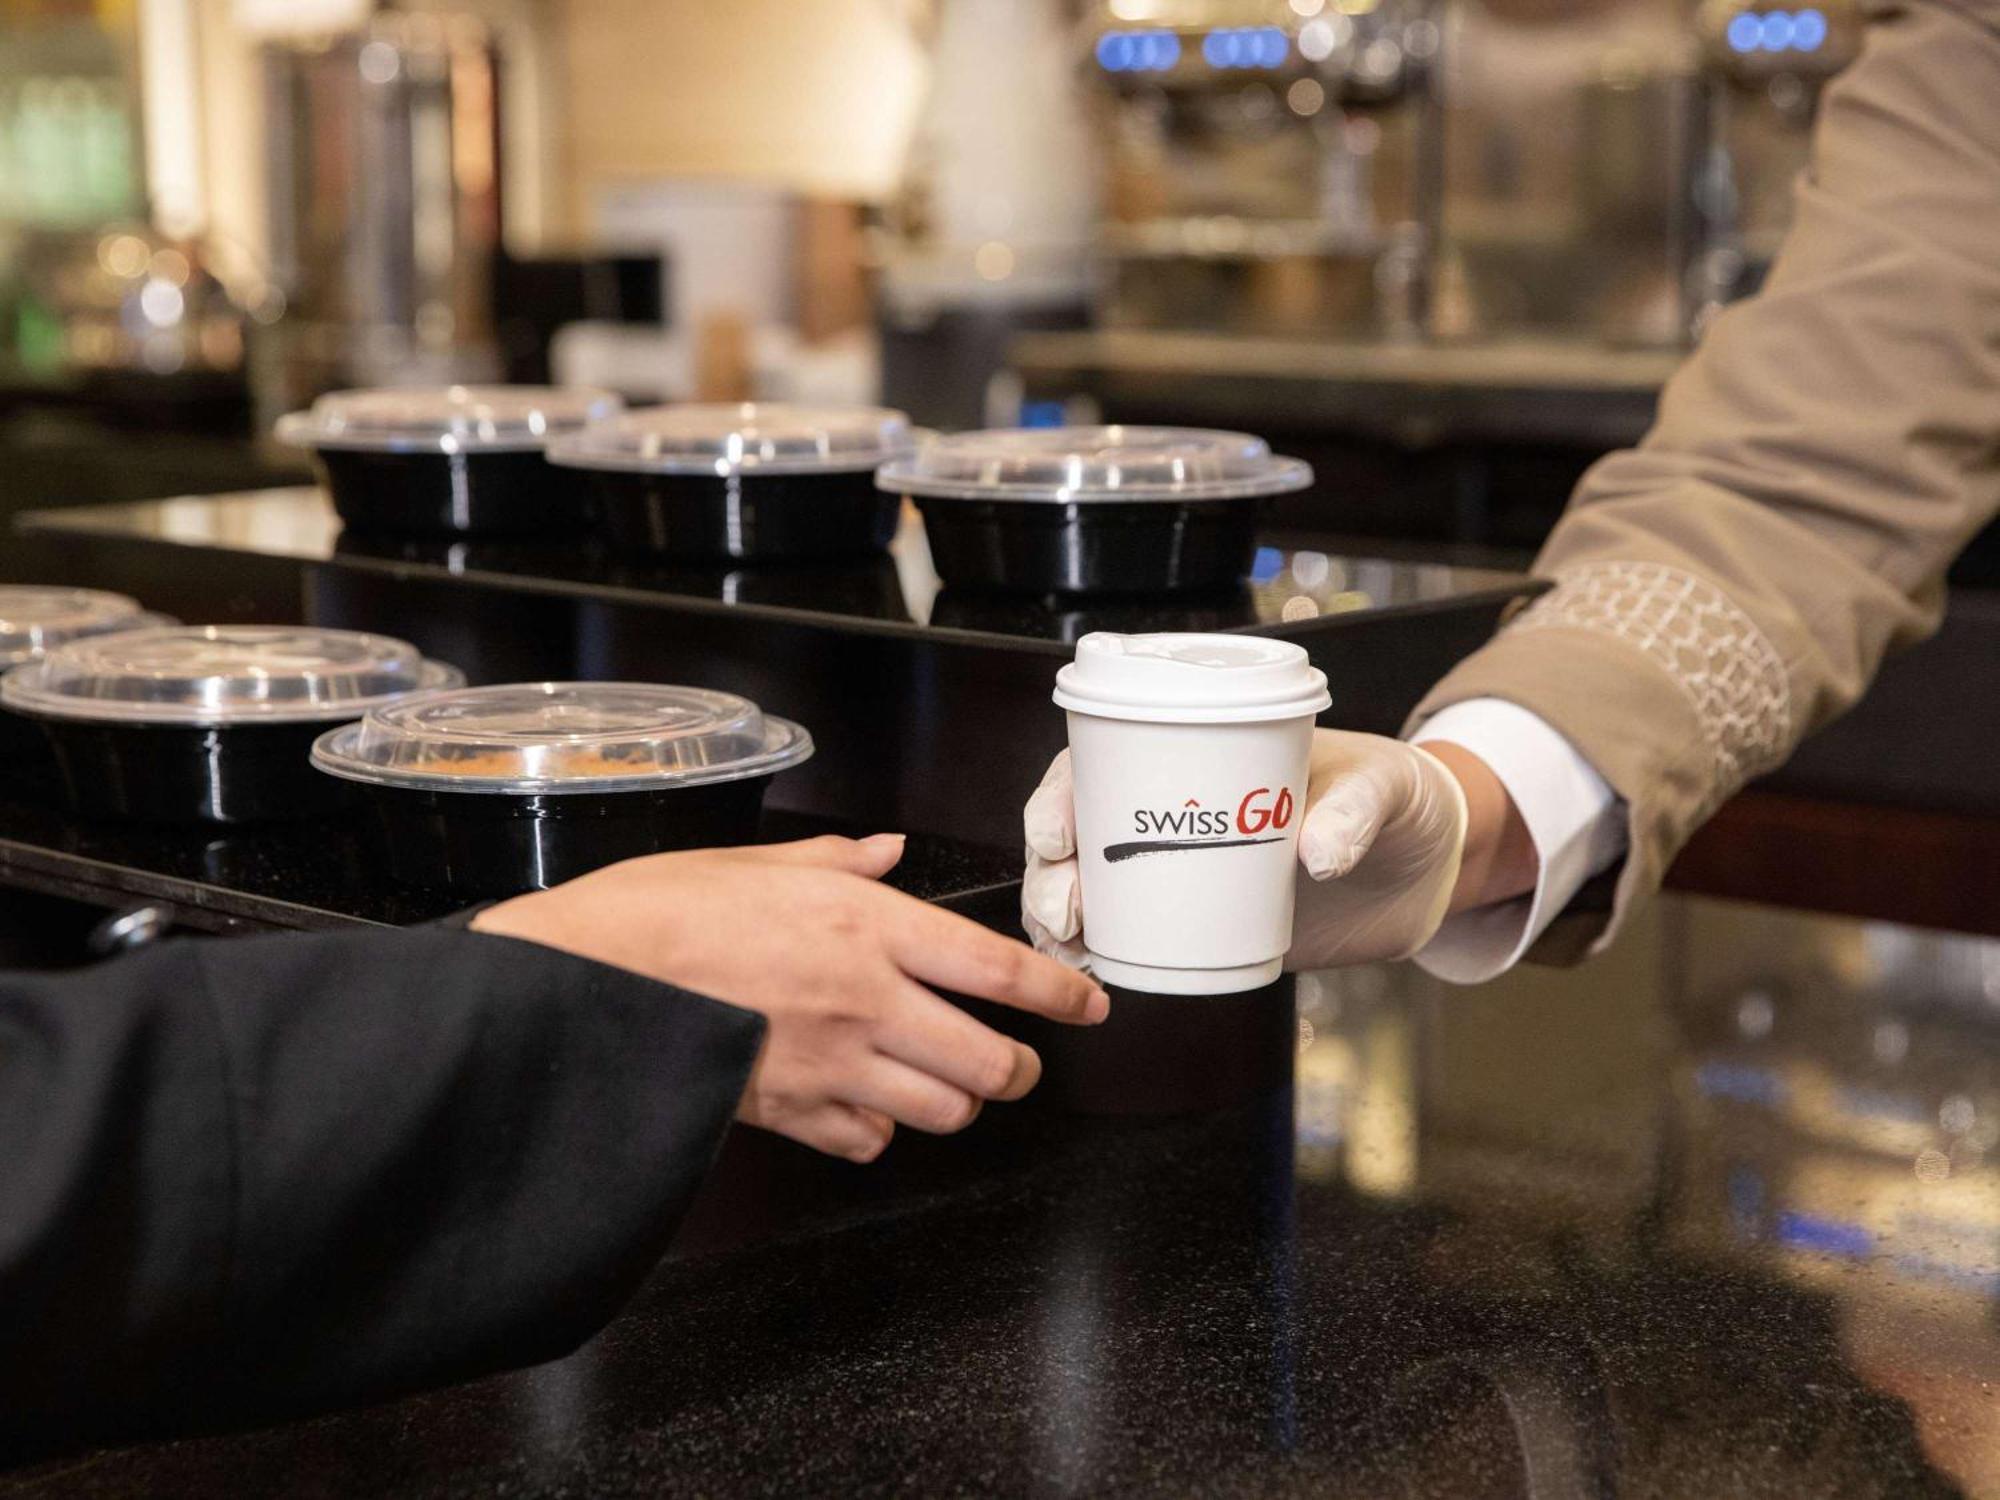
{"left": 1089, "top": 0, "right": 1444, "bottom": 341}
{"left": 1084, "top": 0, "right": 1860, "bottom": 349}
{"left": 1685, "top": 0, "right": 1862, "bottom": 333}
{"left": 260, "top": 10, "right": 503, "bottom": 410}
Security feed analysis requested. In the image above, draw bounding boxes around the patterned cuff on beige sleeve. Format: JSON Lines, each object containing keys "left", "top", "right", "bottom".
{"left": 1407, "top": 560, "right": 1795, "bottom": 961}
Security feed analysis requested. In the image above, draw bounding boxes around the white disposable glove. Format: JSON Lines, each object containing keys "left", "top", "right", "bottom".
{"left": 1022, "top": 730, "right": 1470, "bottom": 973}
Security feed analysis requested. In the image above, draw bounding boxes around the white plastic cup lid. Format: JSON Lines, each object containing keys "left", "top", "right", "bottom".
{"left": 1053, "top": 632, "right": 1330, "bottom": 724}
{"left": 275, "top": 385, "right": 624, "bottom": 454}
{"left": 0, "top": 586, "right": 151, "bottom": 666}
{"left": 0, "top": 625, "right": 464, "bottom": 726}
{"left": 546, "top": 403, "right": 918, "bottom": 477}
{"left": 309, "top": 681, "right": 815, "bottom": 795}
{"left": 876, "top": 425, "right": 1313, "bottom": 504}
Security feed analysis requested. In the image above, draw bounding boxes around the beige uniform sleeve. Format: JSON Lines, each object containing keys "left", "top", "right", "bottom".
{"left": 1407, "top": 0, "right": 2000, "bottom": 961}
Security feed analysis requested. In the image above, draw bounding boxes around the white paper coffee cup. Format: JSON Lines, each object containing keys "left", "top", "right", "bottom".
{"left": 1053, "top": 632, "right": 1330, "bottom": 996}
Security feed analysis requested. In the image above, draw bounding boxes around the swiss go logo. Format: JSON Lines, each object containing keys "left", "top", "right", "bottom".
{"left": 1233, "top": 786, "right": 1295, "bottom": 836}
{"left": 1106, "top": 785, "right": 1296, "bottom": 863}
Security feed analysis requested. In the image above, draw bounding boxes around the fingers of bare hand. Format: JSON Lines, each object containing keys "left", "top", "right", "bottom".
{"left": 879, "top": 980, "right": 1043, "bottom": 1102}
{"left": 796, "top": 1102, "right": 897, "bottom": 1163}
{"left": 1023, "top": 750, "right": 1076, "bottom": 862}
{"left": 881, "top": 893, "right": 1108, "bottom": 1025}
{"left": 844, "top": 1054, "right": 984, "bottom": 1136}
{"left": 738, "top": 833, "right": 907, "bottom": 877}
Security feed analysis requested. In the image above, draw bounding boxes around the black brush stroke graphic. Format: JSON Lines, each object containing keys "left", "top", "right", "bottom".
{"left": 1102, "top": 836, "right": 1284, "bottom": 863}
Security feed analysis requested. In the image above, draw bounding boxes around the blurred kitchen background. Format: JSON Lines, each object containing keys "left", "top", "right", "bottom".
{"left": 15, "top": 12, "right": 2000, "bottom": 1472}
{"left": 0, "top": 0, "right": 1881, "bottom": 542}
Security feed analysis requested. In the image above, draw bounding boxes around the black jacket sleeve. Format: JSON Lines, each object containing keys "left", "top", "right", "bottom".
{"left": 0, "top": 923, "right": 765, "bottom": 1451}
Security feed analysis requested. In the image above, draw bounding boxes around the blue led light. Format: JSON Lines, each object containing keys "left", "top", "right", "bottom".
{"left": 1775, "top": 1211, "right": 1873, "bottom": 1259}
{"left": 1202, "top": 26, "right": 1290, "bottom": 70}
{"left": 1097, "top": 29, "right": 1183, "bottom": 73}
{"left": 1724, "top": 7, "right": 1829, "bottom": 54}
{"left": 1694, "top": 1061, "right": 1788, "bottom": 1108}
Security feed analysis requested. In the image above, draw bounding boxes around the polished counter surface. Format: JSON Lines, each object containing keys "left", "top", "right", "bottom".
{"left": 10, "top": 488, "right": 1541, "bottom": 852}
{"left": 16, "top": 487, "right": 1533, "bottom": 652}
{"left": 0, "top": 797, "right": 1021, "bottom": 934}
{"left": 9, "top": 895, "right": 1999, "bottom": 1498}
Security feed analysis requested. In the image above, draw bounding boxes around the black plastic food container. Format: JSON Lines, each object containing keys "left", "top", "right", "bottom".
{"left": 918, "top": 497, "right": 1261, "bottom": 595}
{"left": 877, "top": 426, "right": 1312, "bottom": 596}
{"left": 311, "top": 682, "right": 814, "bottom": 900}
{"left": 0, "top": 706, "right": 50, "bottom": 800}
{"left": 30, "top": 719, "right": 347, "bottom": 823}
{"left": 277, "top": 385, "right": 622, "bottom": 539}
{"left": 547, "top": 403, "right": 917, "bottom": 562}
{"left": 0, "top": 587, "right": 175, "bottom": 804}
{"left": 0, "top": 626, "right": 462, "bottom": 824}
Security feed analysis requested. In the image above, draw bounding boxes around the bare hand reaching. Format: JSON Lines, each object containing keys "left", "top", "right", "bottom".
{"left": 475, "top": 834, "right": 1109, "bottom": 1162}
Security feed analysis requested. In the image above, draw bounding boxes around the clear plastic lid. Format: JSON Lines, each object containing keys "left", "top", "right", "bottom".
{"left": 876, "top": 425, "right": 1313, "bottom": 504}
{"left": 309, "top": 681, "right": 815, "bottom": 795}
{"left": 275, "top": 385, "right": 624, "bottom": 454}
{"left": 0, "top": 586, "right": 150, "bottom": 666}
{"left": 546, "top": 403, "right": 917, "bottom": 477}
{"left": 0, "top": 625, "right": 464, "bottom": 726}
{"left": 1054, "top": 631, "right": 1330, "bottom": 725}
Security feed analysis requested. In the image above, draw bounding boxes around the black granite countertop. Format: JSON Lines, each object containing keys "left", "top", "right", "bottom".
{"left": 0, "top": 796, "right": 1022, "bottom": 932}
{"left": 16, "top": 488, "right": 1534, "bottom": 653}
{"left": 10, "top": 895, "right": 2000, "bottom": 1497}
{"left": 8, "top": 489, "right": 1542, "bottom": 850}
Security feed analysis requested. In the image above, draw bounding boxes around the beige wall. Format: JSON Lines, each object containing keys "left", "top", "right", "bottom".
{"left": 554, "top": 0, "right": 927, "bottom": 228}
{"left": 191, "top": 0, "right": 265, "bottom": 285}
{"left": 187, "top": 1, "right": 925, "bottom": 265}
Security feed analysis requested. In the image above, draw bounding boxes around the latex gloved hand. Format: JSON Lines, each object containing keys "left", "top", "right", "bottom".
{"left": 1285, "top": 729, "right": 1469, "bottom": 968}
{"left": 1022, "top": 730, "right": 1470, "bottom": 973}
{"left": 1021, "top": 749, "right": 1088, "bottom": 970}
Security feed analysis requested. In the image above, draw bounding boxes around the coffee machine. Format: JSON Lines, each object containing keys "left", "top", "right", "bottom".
{"left": 259, "top": 10, "right": 505, "bottom": 414}
{"left": 1684, "top": 0, "right": 1862, "bottom": 332}
{"left": 1084, "top": 0, "right": 1860, "bottom": 349}
{"left": 1088, "top": 0, "right": 1444, "bottom": 341}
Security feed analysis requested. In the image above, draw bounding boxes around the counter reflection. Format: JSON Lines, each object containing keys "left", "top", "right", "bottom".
{"left": 29, "top": 893, "right": 1997, "bottom": 1497}
{"left": 1294, "top": 897, "right": 2000, "bottom": 1497}
{"left": 21, "top": 487, "right": 1528, "bottom": 646}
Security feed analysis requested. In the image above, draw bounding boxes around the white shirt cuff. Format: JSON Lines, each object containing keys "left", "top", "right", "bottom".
{"left": 1408, "top": 698, "right": 1628, "bottom": 985}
